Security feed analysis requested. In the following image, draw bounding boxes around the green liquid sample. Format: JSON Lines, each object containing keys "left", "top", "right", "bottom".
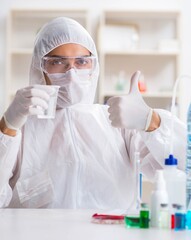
{"left": 140, "top": 210, "right": 149, "bottom": 228}
{"left": 124, "top": 215, "right": 140, "bottom": 228}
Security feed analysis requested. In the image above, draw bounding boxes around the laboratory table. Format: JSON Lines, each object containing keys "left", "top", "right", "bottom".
{"left": 1, "top": 209, "right": 191, "bottom": 240}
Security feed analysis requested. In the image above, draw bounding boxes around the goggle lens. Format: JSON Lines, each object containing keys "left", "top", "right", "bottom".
{"left": 42, "top": 56, "right": 96, "bottom": 74}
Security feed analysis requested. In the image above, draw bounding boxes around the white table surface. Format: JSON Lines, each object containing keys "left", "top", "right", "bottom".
{"left": 1, "top": 209, "right": 191, "bottom": 240}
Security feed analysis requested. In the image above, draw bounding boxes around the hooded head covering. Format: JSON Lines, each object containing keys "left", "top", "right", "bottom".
{"left": 29, "top": 17, "right": 99, "bottom": 104}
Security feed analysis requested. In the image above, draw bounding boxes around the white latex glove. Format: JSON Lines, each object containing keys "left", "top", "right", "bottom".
{"left": 107, "top": 71, "right": 153, "bottom": 131}
{"left": 4, "top": 85, "right": 52, "bottom": 130}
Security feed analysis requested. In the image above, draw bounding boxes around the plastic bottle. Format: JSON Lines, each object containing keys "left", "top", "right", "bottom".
{"left": 186, "top": 103, "right": 191, "bottom": 208}
{"left": 150, "top": 170, "right": 169, "bottom": 228}
{"left": 163, "top": 154, "right": 186, "bottom": 208}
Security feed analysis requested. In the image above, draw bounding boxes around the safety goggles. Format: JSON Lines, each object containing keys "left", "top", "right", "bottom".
{"left": 41, "top": 56, "right": 96, "bottom": 74}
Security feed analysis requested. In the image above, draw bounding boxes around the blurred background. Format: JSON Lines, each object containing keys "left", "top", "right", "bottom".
{"left": 0, "top": 0, "right": 191, "bottom": 123}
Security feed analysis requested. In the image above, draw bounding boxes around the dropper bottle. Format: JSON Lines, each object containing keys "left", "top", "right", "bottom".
{"left": 150, "top": 170, "right": 169, "bottom": 228}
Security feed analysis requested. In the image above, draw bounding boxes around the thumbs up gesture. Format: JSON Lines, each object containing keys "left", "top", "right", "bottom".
{"left": 107, "top": 71, "right": 153, "bottom": 131}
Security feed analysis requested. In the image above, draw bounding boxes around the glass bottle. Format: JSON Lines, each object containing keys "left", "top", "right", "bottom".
{"left": 174, "top": 204, "right": 186, "bottom": 231}
{"left": 140, "top": 203, "right": 149, "bottom": 228}
{"left": 159, "top": 203, "right": 170, "bottom": 229}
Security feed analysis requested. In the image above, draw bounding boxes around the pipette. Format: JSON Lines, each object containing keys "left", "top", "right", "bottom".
{"left": 135, "top": 151, "right": 142, "bottom": 210}
{"left": 125, "top": 151, "right": 142, "bottom": 214}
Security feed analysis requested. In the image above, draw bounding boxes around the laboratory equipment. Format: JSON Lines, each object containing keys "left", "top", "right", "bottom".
{"left": 135, "top": 152, "right": 142, "bottom": 210}
{"left": 186, "top": 199, "right": 191, "bottom": 229}
{"left": 37, "top": 85, "right": 60, "bottom": 119}
{"left": 124, "top": 215, "right": 140, "bottom": 228}
{"left": 140, "top": 203, "right": 150, "bottom": 228}
{"left": 169, "top": 75, "right": 191, "bottom": 155}
{"left": 186, "top": 210, "right": 191, "bottom": 229}
{"left": 187, "top": 103, "right": 191, "bottom": 208}
{"left": 124, "top": 152, "right": 142, "bottom": 227}
{"left": 170, "top": 204, "right": 177, "bottom": 229}
{"left": 159, "top": 203, "right": 170, "bottom": 229}
{"left": 167, "top": 74, "right": 191, "bottom": 209}
{"left": 150, "top": 170, "right": 169, "bottom": 228}
{"left": 163, "top": 154, "right": 186, "bottom": 208}
{"left": 126, "top": 151, "right": 142, "bottom": 213}
{"left": 174, "top": 205, "right": 186, "bottom": 231}
{"left": 91, "top": 213, "right": 124, "bottom": 224}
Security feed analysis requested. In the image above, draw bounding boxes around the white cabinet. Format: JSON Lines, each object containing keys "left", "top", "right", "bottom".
{"left": 6, "top": 8, "right": 90, "bottom": 105}
{"left": 97, "top": 10, "right": 182, "bottom": 118}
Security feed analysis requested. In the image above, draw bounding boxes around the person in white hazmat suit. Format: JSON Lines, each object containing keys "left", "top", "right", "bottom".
{"left": 0, "top": 17, "right": 186, "bottom": 209}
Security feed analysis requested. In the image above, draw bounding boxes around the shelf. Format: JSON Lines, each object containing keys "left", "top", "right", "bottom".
{"left": 101, "top": 91, "right": 176, "bottom": 98}
{"left": 7, "top": 8, "right": 90, "bottom": 50}
{"left": 10, "top": 8, "right": 89, "bottom": 22}
{"left": 98, "top": 9, "right": 181, "bottom": 118}
{"left": 142, "top": 92, "right": 174, "bottom": 98}
{"left": 102, "top": 9, "right": 180, "bottom": 19}
{"left": 102, "top": 50, "right": 180, "bottom": 56}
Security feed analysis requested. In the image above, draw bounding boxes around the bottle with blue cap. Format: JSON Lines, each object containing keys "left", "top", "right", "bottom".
{"left": 163, "top": 154, "right": 186, "bottom": 208}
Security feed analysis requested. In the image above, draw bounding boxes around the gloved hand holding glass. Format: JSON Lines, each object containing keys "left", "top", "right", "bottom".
{"left": 107, "top": 71, "right": 153, "bottom": 131}
{"left": 4, "top": 85, "right": 57, "bottom": 130}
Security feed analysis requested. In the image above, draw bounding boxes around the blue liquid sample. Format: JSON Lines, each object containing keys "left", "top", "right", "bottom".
{"left": 175, "top": 213, "right": 186, "bottom": 230}
{"left": 186, "top": 210, "right": 191, "bottom": 229}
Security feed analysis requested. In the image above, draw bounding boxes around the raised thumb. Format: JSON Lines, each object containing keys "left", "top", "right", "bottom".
{"left": 129, "top": 70, "right": 141, "bottom": 95}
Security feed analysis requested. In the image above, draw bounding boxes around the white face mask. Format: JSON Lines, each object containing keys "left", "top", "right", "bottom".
{"left": 47, "top": 68, "right": 92, "bottom": 109}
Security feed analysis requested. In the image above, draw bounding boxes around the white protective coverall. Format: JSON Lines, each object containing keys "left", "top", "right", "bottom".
{"left": 0, "top": 17, "right": 186, "bottom": 209}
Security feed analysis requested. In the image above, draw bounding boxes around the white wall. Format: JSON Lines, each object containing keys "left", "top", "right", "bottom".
{"left": 0, "top": 0, "right": 191, "bottom": 121}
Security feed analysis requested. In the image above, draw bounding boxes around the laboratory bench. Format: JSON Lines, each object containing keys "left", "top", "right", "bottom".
{"left": 1, "top": 209, "right": 191, "bottom": 240}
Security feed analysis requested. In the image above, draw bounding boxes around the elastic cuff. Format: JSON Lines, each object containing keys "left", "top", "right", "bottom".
{"left": 3, "top": 115, "right": 19, "bottom": 131}
{"left": 145, "top": 109, "right": 153, "bottom": 131}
